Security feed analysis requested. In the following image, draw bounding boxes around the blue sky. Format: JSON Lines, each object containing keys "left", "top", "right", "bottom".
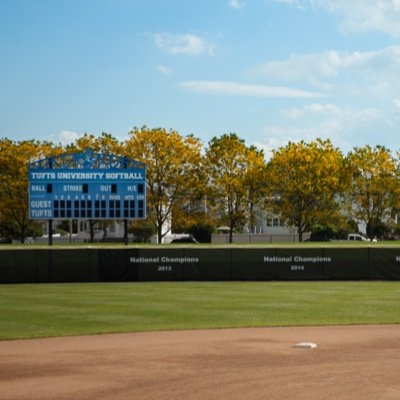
{"left": 1, "top": 0, "right": 400, "bottom": 155}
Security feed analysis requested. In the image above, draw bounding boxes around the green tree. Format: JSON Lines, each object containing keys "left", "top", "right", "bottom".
{"left": 124, "top": 127, "right": 203, "bottom": 243}
{"left": 267, "top": 139, "right": 349, "bottom": 242}
{"left": 128, "top": 220, "right": 156, "bottom": 243}
{"left": 346, "top": 145, "right": 400, "bottom": 239}
{"left": 205, "top": 133, "right": 267, "bottom": 243}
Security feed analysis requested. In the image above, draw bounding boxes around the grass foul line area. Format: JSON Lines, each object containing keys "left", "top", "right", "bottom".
{"left": 1, "top": 281, "right": 400, "bottom": 340}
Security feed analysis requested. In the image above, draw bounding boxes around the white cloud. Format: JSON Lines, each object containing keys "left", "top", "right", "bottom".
{"left": 250, "top": 46, "right": 400, "bottom": 81}
{"left": 272, "top": 0, "right": 400, "bottom": 37}
{"left": 262, "top": 124, "right": 328, "bottom": 141}
{"left": 247, "top": 46, "right": 400, "bottom": 97}
{"left": 314, "top": 0, "right": 400, "bottom": 37}
{"left": 281, "top": 103, "right": 381, "bottom": 121}
{"left": 272, "top": 0, "right": 305, "bottom": 9}
{"left": 259, "top": 102, "right": 384, "bottom": 153}
{"left": 394, "top": 98, "right": 400, "bottom": 109}
{"left": 259, "top": 123, "right": 351, "bottom": 154}
{"left": 253, "top": 135, "right": 305, "bottom": 158}
{"left": 154, "top": 33, "right": 215, "bottom": 56}
{"left": 254, "top": 124, "right": 345, "bottom": 158}
{"left": 52, "top": 130, "right": 81, "bottom": 146}
{"left": 229, "top": 0, "right": 247, "bottom": 9}
{"left": 281, "top": 103, "right": 341, "bottom": 119}
{"left": 157, "top": 65, "right": 173, "bottom": 74}
{"left": 179, "top": 80, "right": 323, "bottom": 98}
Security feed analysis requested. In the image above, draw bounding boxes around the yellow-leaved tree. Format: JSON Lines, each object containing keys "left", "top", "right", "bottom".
{"left": 267, "top": 139, "right": 349, "bottom": 242}
{"left": 124, "top": 127, "right": 203, "bottom": 243}
{"left": 0, "top": 139, "right": 62, "bottom": 242}
{"left": 346, "top": 145, "right": 400, "bottom": 239}
{"left": 205, "top": 133, "right": 267, "bottom": 243}
{"left": 68, "top": 132, "right": 123, "bottom": 155}
{"left": 67, "top": 132, "right": 124, "bottom": 242}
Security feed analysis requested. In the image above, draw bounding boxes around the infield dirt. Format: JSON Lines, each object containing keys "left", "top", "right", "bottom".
{"left": 1, "top": 325, "right": 400, "bottom": 400}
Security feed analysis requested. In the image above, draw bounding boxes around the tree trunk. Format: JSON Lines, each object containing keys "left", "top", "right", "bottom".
{"left": 366, "top": 221, "right": 372, "bottom": 239}
{"left": 249, "top": 201, "right": 255, "bottom": 233}
{"left": 297, "top": 222, "right": 303, "bottom": 242}
{"left": 229, "top": 221, "right": 234, "bottom": 244}
{"left": 124, "top": 219, "right": 128, "bottom": 245}
{"left": 20, "top": 222, "right": 28, "bottom": 244}
{"left": 157, "top": 224, "right": 163, "bottom": 244}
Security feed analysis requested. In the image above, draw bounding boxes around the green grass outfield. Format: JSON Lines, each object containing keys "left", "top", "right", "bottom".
{"left": 1, "top": 281, "right": 400, "bottom": 340}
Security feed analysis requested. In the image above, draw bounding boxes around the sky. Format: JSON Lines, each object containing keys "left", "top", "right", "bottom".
{"left": 1, "top": 0, "right": 400, "bottom": 156}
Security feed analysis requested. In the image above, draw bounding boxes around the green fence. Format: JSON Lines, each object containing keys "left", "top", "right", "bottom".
{"left": 1, "top": 247, "right": 400, "bottom": 283}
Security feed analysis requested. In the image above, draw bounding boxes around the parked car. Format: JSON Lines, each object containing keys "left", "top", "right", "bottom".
{"left": 347, "top": 233, "right": 377, "bottom": 242}
{"left": 170, "top": 235, "right": 199, "bottom": 243}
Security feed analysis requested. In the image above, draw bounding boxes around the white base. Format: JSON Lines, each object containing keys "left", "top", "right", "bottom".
{"left": 293, "top": 342, "right": 317, "bottom": 349}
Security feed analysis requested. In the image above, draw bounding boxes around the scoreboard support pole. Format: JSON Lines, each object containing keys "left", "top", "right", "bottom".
{"left": 124, "top": 219, "right": 128, "bottom": 245}
{"left": 48, "top": 219, "right": 53, "bottom": 246}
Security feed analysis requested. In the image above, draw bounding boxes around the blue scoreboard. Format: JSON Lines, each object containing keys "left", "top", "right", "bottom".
{"left": 28, "top": 150, "right": 146, "bottom": 220}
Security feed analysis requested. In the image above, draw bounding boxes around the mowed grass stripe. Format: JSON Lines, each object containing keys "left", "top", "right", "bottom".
{"left": 0, "top": 281, "right": 400, "bottom": 340}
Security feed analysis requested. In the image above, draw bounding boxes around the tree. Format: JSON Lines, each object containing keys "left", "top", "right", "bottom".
{"left": 267, "top": 139, "right": 349, "bottom": 242}
{"left": 205, "top": 133, "right": 267, "bottom": 243}
{"left": 124, "top": 127, "right": 203, "bottom": 243}
{"left": 0, "top": 139, "right": 61, "bottom": 243}
{"left": 128, "top": 220, "right": 156, "bottom": 243}
{"left": 68, "top": 132, "right": 123, "bottom": 155}
{"left": 67, "top": 132, "right": 123, "bottom": 242}
{"left": 346, "top": 145, "right": 400, "bottom": 239}
{"left": 246, "top": 145, "right": 268, "bottom": 233}
{"left": 186, "top": 222, "right": 214, "bottom": 243}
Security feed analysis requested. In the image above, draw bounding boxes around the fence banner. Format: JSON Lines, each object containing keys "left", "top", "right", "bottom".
{"left": 3, "top": 247, "right": 400, "bottom": 283}
{"left": 273, "top": 248, "right": 326, "bottom": 280}
{"left": 0, "top": 250, "right": 37, "bottom": 283}
{"left": 98, "top": 249, "right": 139, "bottom": 282}
{"left": 370, "top": 248, "right": 400, "bottom": 280}
{"left": 51, "top": 250, "right": 93, "bottom": 282}
{"left": 183, "top": 248, "right": 231, "bottom": 281}
{"left": 36, "top": 249, "right": 51, "bottom": 283}
{"left": 231, "top": 248, "right": 277, "bottom": 280}
{"left": 135, "top": 248, "right": 185, "bottom": 281}
{"left": 323, "top": 248, "right": 369, "bottom": 280}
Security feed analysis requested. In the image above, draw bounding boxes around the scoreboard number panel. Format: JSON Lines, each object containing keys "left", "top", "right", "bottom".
{"left": 28, "top": 150, "right": 146, "bottom": 220}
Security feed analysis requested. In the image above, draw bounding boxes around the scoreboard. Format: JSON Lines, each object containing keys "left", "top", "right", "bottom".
{"left": 28, "top": 152, "right": 146, "bottom": 220}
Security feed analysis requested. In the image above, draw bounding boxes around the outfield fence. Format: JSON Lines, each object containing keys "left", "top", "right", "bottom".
{"left": 1, "top": 247, "right": 400, "bottom": 283}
